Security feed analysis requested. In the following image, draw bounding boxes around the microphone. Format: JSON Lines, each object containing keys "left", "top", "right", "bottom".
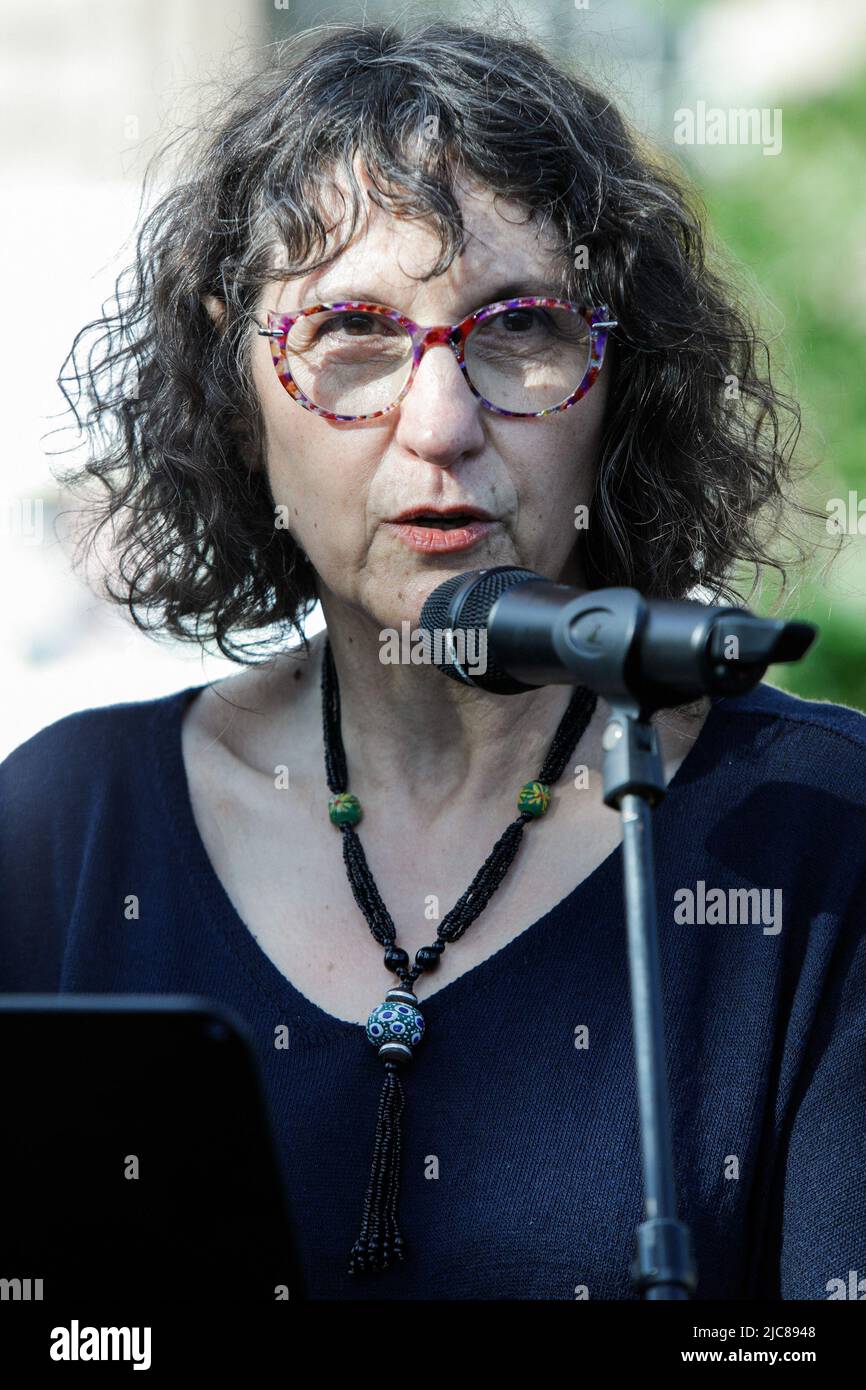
{"left": 418, "top": 566, "right": 817, "bottom": 710}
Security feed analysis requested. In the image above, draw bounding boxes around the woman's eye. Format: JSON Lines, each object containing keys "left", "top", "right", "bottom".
{"left": 500, "top": 308, "right": 545, "bottom": 331}
{"left": 316, "top": 314, "right": 351, "bottom": 336}
{"left": 320, "top": 313, "right": 393, "bottom": 337}
{"left": 337, "top": 314, "right": 373, "bottom": 334}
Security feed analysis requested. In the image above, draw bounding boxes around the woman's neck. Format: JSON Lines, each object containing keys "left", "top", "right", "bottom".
{"left": 323, "top": 618, "right": 593, "bottom": 814}
{"left": 204, "top": 599, "right": 711, "bottom": 827}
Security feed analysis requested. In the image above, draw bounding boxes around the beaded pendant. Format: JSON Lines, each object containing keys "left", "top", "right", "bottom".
{"left": 366, "top": 991, "right": 426, "bottom": 1058}
{"left": 348, "top": 987, "right": 426, "bottom": 1273}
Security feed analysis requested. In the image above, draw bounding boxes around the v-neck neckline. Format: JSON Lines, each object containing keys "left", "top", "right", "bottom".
{"left": 151, "top": 679, "right": 727, "bottom": 1040}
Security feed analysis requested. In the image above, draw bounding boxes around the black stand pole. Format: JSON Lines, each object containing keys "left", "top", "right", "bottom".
{"left": 601, "top": 704, "right": 698, "bottom": 1301}
{"left": 422, "top": 568, "right": 819, "bottom": 1296}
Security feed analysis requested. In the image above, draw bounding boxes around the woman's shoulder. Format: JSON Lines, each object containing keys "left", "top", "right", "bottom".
{"left": 0, "top": 685, "right": 208, "bottom": 984}
{"left": 0, "top": 685, "right": 200, "bottom": 803}
{"left": 716, "top": 678, "right": 866, "bottom": 736}
{"left": 0, "top": 642, "right": 324, "bottom": 853}
{"left": 0, "top": 687, "right": 207, "bottom": 910}
{"left": 707, "top": 679, "right": 866, "bottom": 805}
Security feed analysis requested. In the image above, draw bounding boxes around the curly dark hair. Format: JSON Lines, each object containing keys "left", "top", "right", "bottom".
{"left": 52, "top": 14, "right": 827, "bottom": 663}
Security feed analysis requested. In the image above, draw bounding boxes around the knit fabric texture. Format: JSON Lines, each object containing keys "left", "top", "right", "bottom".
{"left": 1, "top": 679, "right": 865, "bottom": 1300}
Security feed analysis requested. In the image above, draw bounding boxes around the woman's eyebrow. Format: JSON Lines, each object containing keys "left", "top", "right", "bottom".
{"left": 297, "top": 288, "right": 385, "bottom": 305}
{"left": 472, "top": 280, "right": 571, "bottom": 304}
{"left": 298, "top": 279, "right": 570, "bottom": 311}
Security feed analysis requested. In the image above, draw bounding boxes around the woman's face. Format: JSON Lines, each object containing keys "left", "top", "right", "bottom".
{"left": 251, "top": 166, "right": 609, "bottom": 632}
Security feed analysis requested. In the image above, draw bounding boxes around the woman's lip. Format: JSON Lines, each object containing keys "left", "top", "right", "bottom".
{"left": 386, "top": 519, "right": 497, "bottom": 553}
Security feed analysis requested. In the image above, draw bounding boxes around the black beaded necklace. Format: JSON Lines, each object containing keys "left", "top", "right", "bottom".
{"left": 321, "top": 635, "right": 597, "bottom": 1274}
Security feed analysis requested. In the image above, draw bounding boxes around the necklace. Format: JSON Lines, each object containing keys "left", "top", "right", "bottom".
{"left": 321, "top": 635, "right": 597, "bottom": 1274}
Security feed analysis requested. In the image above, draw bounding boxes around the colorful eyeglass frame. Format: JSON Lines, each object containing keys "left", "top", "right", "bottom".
{"left": 256, "top": 297, "right": 618, "bottom": 421}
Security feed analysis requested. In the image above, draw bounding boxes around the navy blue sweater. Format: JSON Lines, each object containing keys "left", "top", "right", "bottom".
{"left": 1, "top": 679, "right": 865, "bottom": 1300}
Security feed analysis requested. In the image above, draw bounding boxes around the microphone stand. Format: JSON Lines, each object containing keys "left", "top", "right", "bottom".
{"left": 601, "top": 701, "right": 697, "bottom": 1300}
{"left": 428, "top": 567, "right": 817, "bottom": 1300}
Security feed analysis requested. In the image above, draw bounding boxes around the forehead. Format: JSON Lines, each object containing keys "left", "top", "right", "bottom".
{"left": 267, "top": 157, "right": 568, "bottom": 311}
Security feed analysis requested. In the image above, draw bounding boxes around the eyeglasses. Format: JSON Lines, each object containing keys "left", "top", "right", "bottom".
{"left": 255, "top": 298, "right": 617, "bottom": 422}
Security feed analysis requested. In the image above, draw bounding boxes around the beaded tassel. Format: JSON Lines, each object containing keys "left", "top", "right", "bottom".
{"left": 348, "top": 1060, "right": 405, "bottom": 1272}
{"left": 348, "top": 986, "right": 424, "bottom": 1271}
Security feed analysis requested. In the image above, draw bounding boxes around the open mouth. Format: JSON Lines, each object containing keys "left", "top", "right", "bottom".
{"left": 389, "top": 512, "right": 494, "bottom": 553}
{"left": 405, "top": 514, "right": 479, "bottom": 529}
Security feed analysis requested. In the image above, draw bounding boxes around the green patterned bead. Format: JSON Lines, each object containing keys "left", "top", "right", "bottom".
{"left": 518, "top": 780, "right": 551, "bottom": 816}
{"left": 328, "top": 792, "right": 362, "bottom": 826}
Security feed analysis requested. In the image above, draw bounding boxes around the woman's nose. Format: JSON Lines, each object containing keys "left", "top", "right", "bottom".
{"left": 392, "top": 341, "right": 485, "bottom": 465}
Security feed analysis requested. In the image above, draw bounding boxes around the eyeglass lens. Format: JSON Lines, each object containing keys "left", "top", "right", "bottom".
{"left": 281, "top": 305, "right": 592, "bottom": 414}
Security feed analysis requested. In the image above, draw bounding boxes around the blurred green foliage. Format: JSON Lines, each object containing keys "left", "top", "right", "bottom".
{"left": 679, "top": 63, "right": 866, "bottom": 711}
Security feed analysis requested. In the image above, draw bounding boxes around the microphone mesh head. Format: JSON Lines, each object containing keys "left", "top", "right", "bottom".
{"left": 419, "top": 566, "right": 541, "bottom": 692}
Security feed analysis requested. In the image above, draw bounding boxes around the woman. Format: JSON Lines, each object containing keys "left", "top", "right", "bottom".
{"left": 2, "top": 19, "right": 865, "bottom": 1301}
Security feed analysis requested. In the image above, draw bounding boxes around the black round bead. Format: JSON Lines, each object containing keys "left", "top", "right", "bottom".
{"left": 415, "top": 943, "right": 445, "bottom": 970}
{"left": 384, "top": 946, "right": 409, "bottom": 972}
